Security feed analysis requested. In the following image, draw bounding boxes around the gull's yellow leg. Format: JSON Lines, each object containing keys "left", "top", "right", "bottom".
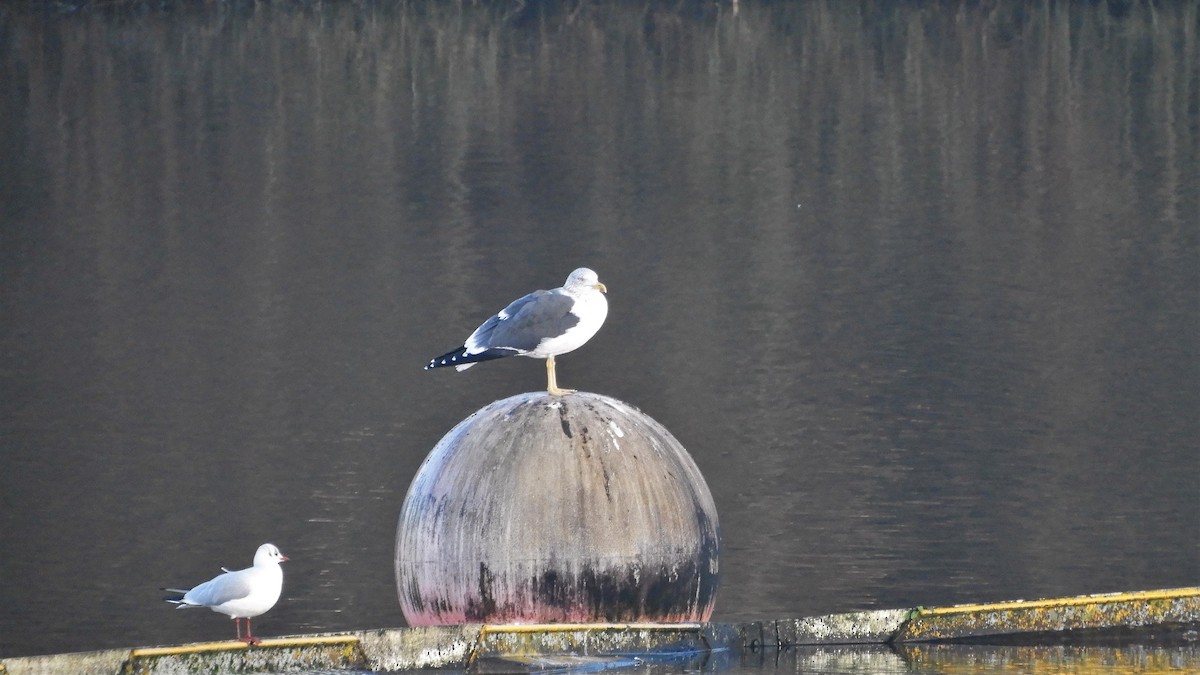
{"left": 546, "top": 356, "right": 575, "bottom": 396}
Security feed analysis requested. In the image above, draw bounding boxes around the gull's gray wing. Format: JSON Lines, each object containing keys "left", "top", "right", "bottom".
{"left": 466, "top": 290, "right": 580, "bottom": 352}
{"left": 184, "top": 570, "right": 254, "bottom": 607}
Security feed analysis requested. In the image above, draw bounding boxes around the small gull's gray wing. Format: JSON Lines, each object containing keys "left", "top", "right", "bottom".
{"left": 184, "top": 570, "right": 254, "bottom": 608}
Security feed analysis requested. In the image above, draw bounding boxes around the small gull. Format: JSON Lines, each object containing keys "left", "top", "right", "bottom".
{"left": 426, "top": 268, "right": 608, "bottom": 396}
{"left": 162, "top": 543, "right": 288, "bottom": 643}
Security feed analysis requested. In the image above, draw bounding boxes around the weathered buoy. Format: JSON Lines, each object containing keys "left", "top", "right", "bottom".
{"left": 395, "top": 392, "right": 720, "bottom": 625}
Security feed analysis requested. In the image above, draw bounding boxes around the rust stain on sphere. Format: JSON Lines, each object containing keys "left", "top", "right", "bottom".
{"left": 395, "top": 392, "right": 720, "bottom": 625}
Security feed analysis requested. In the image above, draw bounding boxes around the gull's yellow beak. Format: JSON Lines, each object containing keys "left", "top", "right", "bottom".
{"left": 596, "top": 282, "right": 607, "bottom": 293}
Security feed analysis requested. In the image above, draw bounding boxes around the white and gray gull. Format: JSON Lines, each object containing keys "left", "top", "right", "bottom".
{"left": 425, "top": 267, "right": 608, "bottom": 396}
{"left": 162, "top": 543, "right": 288, "bottom": 644}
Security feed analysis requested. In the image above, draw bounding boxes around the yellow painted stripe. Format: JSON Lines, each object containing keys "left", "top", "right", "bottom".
{"left": 480, "top": 622, "right": 702, "bottom": 634}
{"left": 920, "top": 587, "right": 1200, "bottom": 616}
{"left": 255, "top": 635, "right": 360, "bottom": 647}
{"left": 129, "top": 634, "right": 358, "bottom": 657}
{"left": 130, "top": 641, "right": 249, "bottom": 657}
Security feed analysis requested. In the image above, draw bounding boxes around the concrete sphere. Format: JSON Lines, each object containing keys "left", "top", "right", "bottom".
{"left": 396, "top": 392, "right": 720, "bottom": 625}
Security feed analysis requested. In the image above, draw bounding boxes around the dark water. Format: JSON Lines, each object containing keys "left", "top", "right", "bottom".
{"left": 1, "top": 1, "right": 1198, "bottom": 670}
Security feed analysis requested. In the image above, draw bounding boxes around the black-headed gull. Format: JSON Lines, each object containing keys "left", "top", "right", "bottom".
{"left": 425, "top": 268, "right": 608, "bottom": 396}
{"left": 163, "top": 543, "right": 288, "bottom": 643}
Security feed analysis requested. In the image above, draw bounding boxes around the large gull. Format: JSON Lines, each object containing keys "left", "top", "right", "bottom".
{"left": 426, "top": 268, "right": 608, "bottom": 395}
{"left": 162, "top": 543, "right": 288, "bottom": 644}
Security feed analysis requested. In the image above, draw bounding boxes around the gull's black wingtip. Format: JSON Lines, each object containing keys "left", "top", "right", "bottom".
{"left": 427, "top": 346, "right": 470, "bottom": 370}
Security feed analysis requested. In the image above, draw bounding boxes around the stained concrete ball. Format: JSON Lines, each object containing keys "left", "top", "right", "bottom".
{"left": 396, "top": 392, "right": 720, "bottom": 625}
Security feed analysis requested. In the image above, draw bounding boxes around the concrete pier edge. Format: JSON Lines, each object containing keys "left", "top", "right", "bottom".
{"left": 3, "top": 587, "right": 1198, "bottom": 674}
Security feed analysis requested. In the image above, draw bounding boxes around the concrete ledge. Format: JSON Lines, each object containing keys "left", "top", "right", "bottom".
{"left": 4, "top": 587, "right": 1198, "bottom": 673}
{"left": 894, "top": 587, "right": 1200, "bottom": 643}
{"left": 470, "top": 622, "right": 714, "bottom": 662}
{"left": 775, "top": 609, "right": 911, "bottom": 645}
{"left": 0, "top": 623, "right": 722, "bottom": 675}
{"left": 355, "top": 624, "right": 479, "bottom": 671}
{"left": 0, "top": 648, "right": 130, "bottom": 675}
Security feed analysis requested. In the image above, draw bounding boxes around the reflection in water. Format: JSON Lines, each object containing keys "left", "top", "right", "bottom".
{"left": 0, "top": 0, "right": 1197, "bottom": 667}
{"left": 895, "top": 643, "right": 1200, "bottom": 675}
{"left": 739, "top": 646, "right": 908, "bottom": 674}
{"left": 723, "top": 643, "right": 1200, "bottom": 675}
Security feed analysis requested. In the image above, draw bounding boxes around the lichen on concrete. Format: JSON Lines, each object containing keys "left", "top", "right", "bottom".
{"left": 1, "top": 649, "right": 128, "bottom": 675}
{"left": 896, "top": 588, "right": 1200, "bottom": 642}
{"left": 355, "top": 625, "right": 478, "bottom": 671}
{"left": 776, "top": 609, "right": 910, "bottom": 645}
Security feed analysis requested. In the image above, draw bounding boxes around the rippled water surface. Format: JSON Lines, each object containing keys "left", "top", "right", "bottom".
{"left": 1, "top": 2, "right": 1197, "bottom": 671}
